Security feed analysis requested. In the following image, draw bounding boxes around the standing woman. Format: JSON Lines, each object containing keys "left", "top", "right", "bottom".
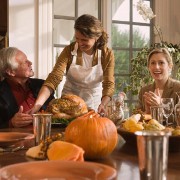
{"left": 31, "top": 14, "right": 115, "bottom": 114}
{"left": 138, "top": 48, "right": 180, "bottom": 114}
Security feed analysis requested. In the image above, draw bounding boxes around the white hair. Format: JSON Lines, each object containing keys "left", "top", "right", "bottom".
{"left": 0, "top": 47, "right": 19, "bottom": 78}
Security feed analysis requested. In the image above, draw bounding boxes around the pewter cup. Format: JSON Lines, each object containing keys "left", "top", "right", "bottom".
{"left": 135, "top": 130, "right": 171, "bottom": 180}
{"left": 33, "top": 113, "right": 52, "bottom": 145}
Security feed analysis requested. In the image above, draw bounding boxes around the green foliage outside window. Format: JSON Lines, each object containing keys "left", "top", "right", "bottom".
{"left": 112, "top": 24, "right": 180, "bottom": 96}
{"left": 111, "top": 24, "right": 149, "bottom": 95}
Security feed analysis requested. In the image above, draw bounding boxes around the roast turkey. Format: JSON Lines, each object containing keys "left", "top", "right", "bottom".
{"left": 46, "top": 94, "right": 88, "bottom": 119}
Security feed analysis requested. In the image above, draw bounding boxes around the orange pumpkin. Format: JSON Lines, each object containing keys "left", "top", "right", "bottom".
{"left": 65, "top": 111, "right": 118, "bottom": 160}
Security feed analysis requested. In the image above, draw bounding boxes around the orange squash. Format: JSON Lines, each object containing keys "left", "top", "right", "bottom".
{"left": 65, "top": 111, "right": 118, "bottom": 160}
{"left": 47, "top": 141, "right": 84, "bottom": 162}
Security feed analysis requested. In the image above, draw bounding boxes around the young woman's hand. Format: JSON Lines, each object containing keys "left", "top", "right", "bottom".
{"left": 143, "top": 88, "right": 161, "bottom": 113}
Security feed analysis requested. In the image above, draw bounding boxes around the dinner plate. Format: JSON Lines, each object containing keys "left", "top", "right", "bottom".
{"left": 118, "top": 128, "right": 180, "bottom": 152}
{"left": 0, "top": 160, "right": 117, "bottom": 180}
{"left": 0, "top": 132, "right": 34, "bottom": 147}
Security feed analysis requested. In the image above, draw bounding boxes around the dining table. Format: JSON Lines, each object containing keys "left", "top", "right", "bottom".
{"left": 0, "top": 127, "right": 180, "bottom": 180}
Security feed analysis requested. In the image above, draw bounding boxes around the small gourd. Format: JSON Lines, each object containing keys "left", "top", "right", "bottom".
{"left": 65, "top": 111, "right": 118, "bottom": 160}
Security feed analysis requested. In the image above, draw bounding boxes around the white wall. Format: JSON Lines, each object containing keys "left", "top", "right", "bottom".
{"left": 9, "top": 0, "right": 37, "bottom": 74}
{"left": 9, "top": 0, "right": 53, "bottom": 80}
{"left": 155, "top": 0, "right": 180, "bottom": 44}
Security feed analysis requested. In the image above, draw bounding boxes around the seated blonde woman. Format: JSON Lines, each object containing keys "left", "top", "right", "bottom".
{"left": 137, "top": 48, "right": 180, "bottom": 116}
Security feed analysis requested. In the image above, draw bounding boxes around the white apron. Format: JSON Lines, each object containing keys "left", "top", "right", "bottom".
{"left": 62, "top": 50, "right": 103, "bottom": 111}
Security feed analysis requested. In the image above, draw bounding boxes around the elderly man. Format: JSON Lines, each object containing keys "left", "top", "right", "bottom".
{"left": 0, "top": 47, "right": 54, "bottom": 128}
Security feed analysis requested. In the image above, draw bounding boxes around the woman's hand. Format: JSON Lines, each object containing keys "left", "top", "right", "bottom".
{"left": 143, "top": 88, "right": 161, "bottom": 113}
{"left": 27, "top": 85, "right": 53, "bottom": 114}
{"left": 27, "top": 104, "right": 42, "bottom": 115}
{"left": 98, "top": 103, "right": 106, "bottom": 116}
{"left": 97, "top": 96, "right": 111, "bottom": 116}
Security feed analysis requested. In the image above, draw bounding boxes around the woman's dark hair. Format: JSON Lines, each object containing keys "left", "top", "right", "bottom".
{"left": 74, "top": 14, "right": 108, "bottom": 49}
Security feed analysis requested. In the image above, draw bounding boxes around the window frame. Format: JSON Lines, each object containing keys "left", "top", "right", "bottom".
{"left": 111, "top": 0, "right": 154, "bottom": 110}
{"left": 52, "top": 0, "right": 154, "bottom": 109}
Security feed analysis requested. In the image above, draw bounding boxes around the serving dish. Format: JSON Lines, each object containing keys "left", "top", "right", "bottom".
{"left": 118, "top": 128, "right": 180, "bottom": 152}
{"left": 0, "top": 132, "right": 34, "bottom": 147}
{"left": 0, "top": 160, "right": 117, "bottom": 180}
{"left": 51, "top": 117, "right": 75, "bottom": 128}
{"left": 51, "top": 122, "right": 67, "bottom": 128}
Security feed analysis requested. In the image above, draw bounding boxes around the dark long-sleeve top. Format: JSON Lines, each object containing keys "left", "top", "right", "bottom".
{"left": 0, "top": 78, "right": 54, "bottom": 128}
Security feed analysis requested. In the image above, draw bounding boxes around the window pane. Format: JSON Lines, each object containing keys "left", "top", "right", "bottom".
{"left": 112, "top": 24, "right": 129, "bottom": 48}
{"left": 133, "top": 25, "right": 150, "bottom": 48}
{"left": 53, "top": 47, "right": 63, "bottom": 64}
{"left": 112, "top": 0, "right": 130, "bottom": 21}
{"left": 132, "top": 51, "right": 139, "bottom": 58}
{"left": 53, "top": 19, "right": 74, "bottom": 45}
{"left": 54, "top": 0, "right": 75, "bottom": 16}
{"left": 78, "top": 0, "right": 99, "bottom": 17}
{"left": 115, "top": 76, "right": 130, "bottom": 94}
{"left": 114, "top": 50, "right": 129, "bottom": 74}
{"left": 133, "top": 0, "right": 150, "bottom": 23}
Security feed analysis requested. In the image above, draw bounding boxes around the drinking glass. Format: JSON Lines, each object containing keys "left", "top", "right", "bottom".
{"left": 135, "top": 130, "right": 171, "bottom": 180}
{"left": 174, "top": 92, "right": 180, "bottom": 126}
{"left": 33, "top": 113, "right": 52, "bottom": 145}
{"left": 150, "top": 106, "right": 164, "bottom": 124}
{"left": 109, "top": 95, "right": 124, "bottom": 127}
{"left": 161, "top": 98, "right": 174, "bottom": 126}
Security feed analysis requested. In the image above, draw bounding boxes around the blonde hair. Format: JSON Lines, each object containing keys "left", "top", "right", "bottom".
{"left": 147, "top": 48, "right": 173, "bottom": 68}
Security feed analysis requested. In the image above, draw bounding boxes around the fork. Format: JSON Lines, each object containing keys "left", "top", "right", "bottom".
{"left": 0, "top": 145, "right": 24, "bottom": 152}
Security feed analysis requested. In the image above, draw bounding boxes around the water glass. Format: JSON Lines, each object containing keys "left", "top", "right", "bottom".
{"left": 33, "top": 113, "right": 52, "bottom": 145}
{"left": 174, "top": 92, "right": 180, "bottom": 126}
{"left": 161, "top": 98, "right": 174, "bottom": 126}
{"left": 109, "top": 95, "right": 124, "bottom": 127}
{"left": 150, "top": 106, "right": 164, "bottom": 124}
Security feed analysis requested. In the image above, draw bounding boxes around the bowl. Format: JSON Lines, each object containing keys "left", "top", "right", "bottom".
{"left": 117, "top": 128, "right": 180, "bottom": 153}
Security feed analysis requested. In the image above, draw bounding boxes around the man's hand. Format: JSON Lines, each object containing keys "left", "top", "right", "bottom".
{"left": 11, "top": 106, "right": 33, "bottom": 128}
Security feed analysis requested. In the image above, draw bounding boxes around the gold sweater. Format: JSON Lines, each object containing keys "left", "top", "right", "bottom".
{"left": 44, "top": 42, "right": 115, "bottom": 98}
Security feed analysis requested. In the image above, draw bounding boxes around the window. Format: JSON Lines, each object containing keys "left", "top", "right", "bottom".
{"left": 53, "top": 0, "right": 101, "bottom": 63}
{"left": 53, "top": 0, "right": 101, "bottom": 96}
{"left": 111, "top": 0, "right": 153, "bottom": 110}
{"left": 52, "top": 0, "right": 153, "bottom": 109}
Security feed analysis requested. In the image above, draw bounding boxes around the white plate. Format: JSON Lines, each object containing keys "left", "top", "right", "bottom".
{"left": 0, "top": 132, "right": 34, "bottom": 147}
{"left": 0, "top": 160, "right": 117, "bottom": 180}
